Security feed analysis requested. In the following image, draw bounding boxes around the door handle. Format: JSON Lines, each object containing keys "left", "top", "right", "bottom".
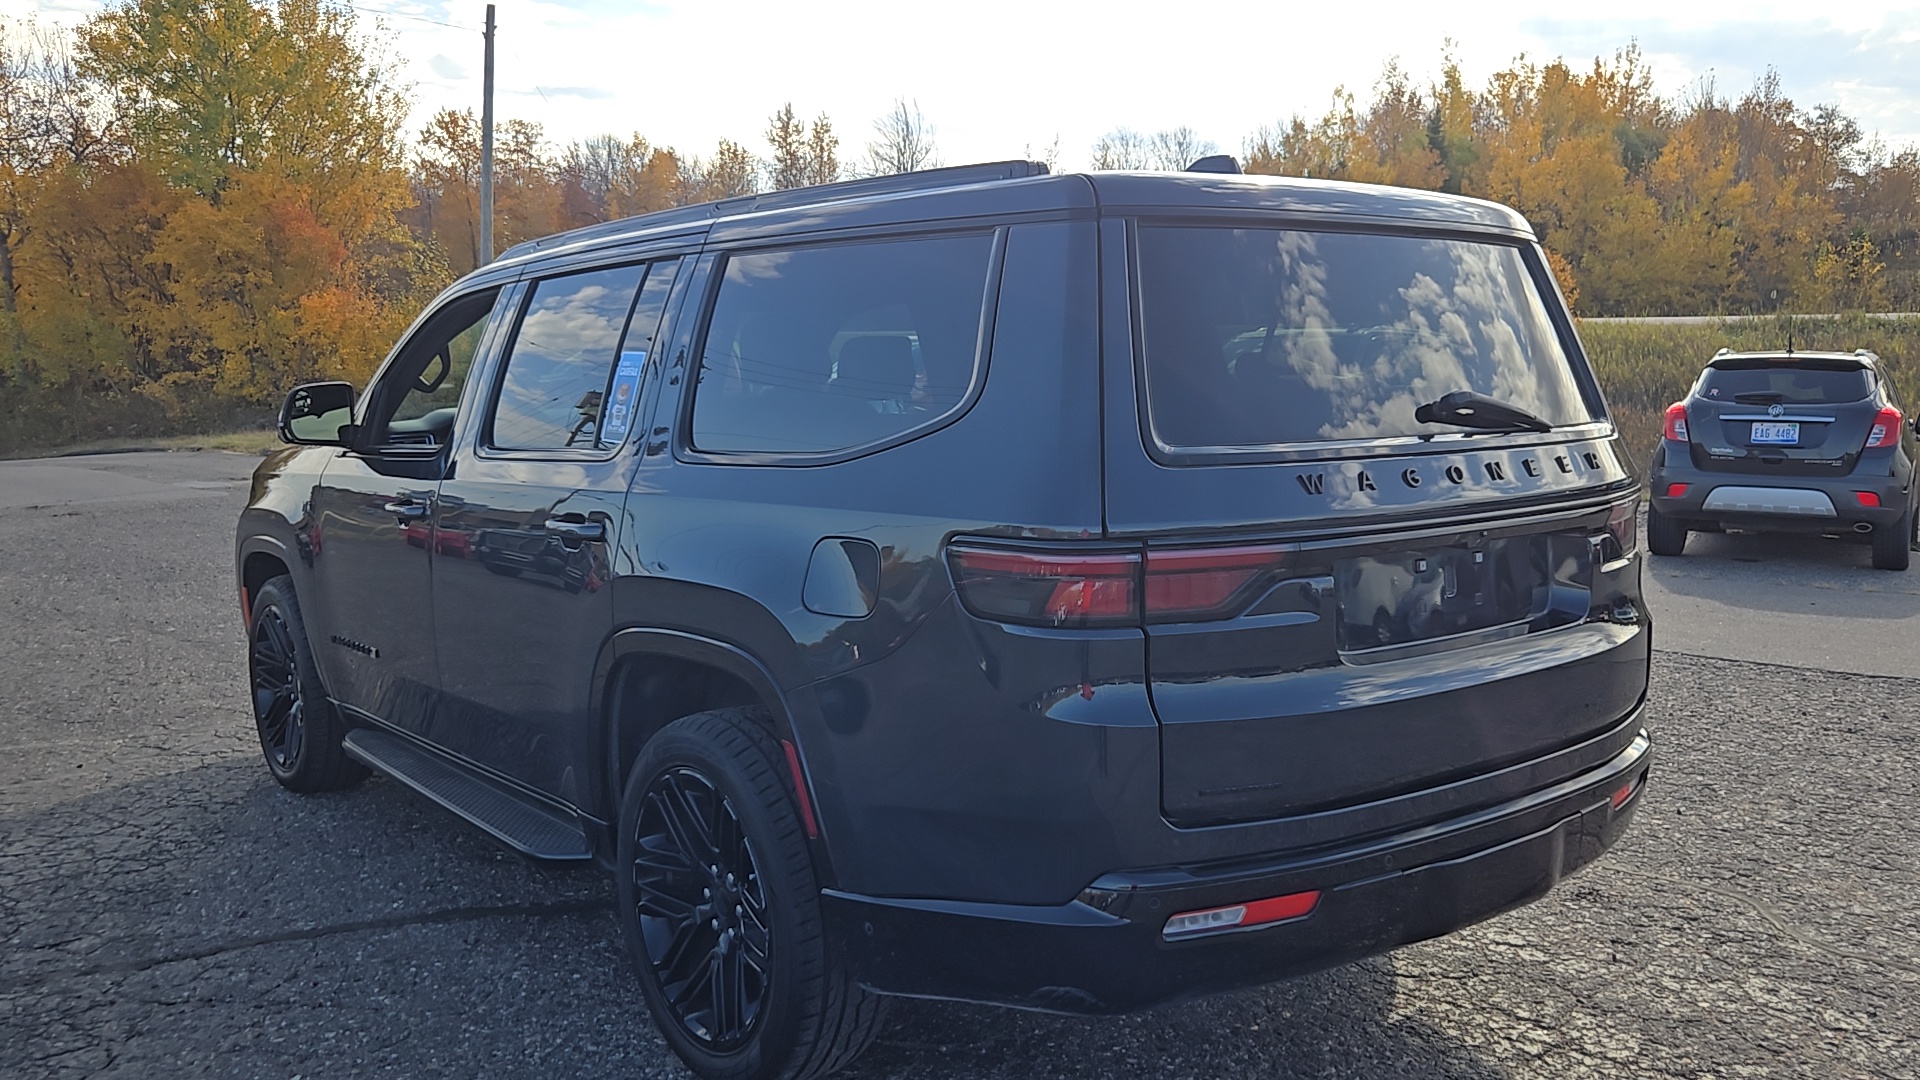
{"left": 545, "top": 516, "right": 605, "bottom": 544}
{"left": 384, "top": 500, "right": 429, "bottom": 521}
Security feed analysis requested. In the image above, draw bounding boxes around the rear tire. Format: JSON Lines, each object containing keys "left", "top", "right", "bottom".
{"left": 616, "top": 708, "right": 887, "bottom": 1080}
{"left": 247, "top": 576, "right": 368, "bottom": 792}
{"left": 1872, "top": 505, "right": 1912, "bottom": 571}
{"left": 1646, "top": 505, "right": 1689, "bottom": 557}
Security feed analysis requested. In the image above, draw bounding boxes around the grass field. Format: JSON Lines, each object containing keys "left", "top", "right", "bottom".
{"left": 1578, "top": 314, "right": 1919, "bottom": 473}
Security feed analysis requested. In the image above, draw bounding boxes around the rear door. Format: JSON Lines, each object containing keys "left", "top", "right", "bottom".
{"left": 1100, "top": 218, "right": 1646, "bottom": 827}
{"left": 1681, "top": 357, "right": 1878, "bottom": 476}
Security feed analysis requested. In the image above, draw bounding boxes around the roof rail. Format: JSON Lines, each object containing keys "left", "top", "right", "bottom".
{"left": 496, "top": 160, "right": 1050, "bottom": 264}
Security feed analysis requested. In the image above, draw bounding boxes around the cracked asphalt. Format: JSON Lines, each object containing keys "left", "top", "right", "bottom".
{"left": 2, "top": 451, "right": 1916, "bottom": 1079}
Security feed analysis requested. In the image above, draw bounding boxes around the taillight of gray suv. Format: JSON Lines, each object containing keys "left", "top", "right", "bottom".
{"left": 237, "top": 160, "right": 1653, "bottom": 1080}
{"left": 1647, "top": 349, "right": 1918, "bottom": 570}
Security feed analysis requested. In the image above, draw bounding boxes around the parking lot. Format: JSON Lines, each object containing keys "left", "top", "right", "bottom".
{"left": 2, "top": 450, "right": 1916, "bottom": 1079}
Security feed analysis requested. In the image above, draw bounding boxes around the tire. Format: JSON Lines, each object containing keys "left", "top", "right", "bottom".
{"left": 616, "top": 708, "right": 887, "bottom": 1080}
{"left": 1646, "top": 505, "right": 1689, "bottom": 557}
{"left": 1872, "top": 505, "right": 1912, "bottom": 571}
{"left": 247, "top": 576, "right": 368, "bottom": 792}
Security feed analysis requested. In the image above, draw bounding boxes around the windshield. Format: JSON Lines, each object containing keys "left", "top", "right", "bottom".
{"left": 1137, "top": 226, "right": 1597, "bottom": 449}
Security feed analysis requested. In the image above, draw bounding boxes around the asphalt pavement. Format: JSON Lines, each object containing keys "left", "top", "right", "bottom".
{"left": 1, "top": 451, "right": 1915, "bottom": 1079}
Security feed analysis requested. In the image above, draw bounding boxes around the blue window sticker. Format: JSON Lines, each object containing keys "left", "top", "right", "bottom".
{"left": 600, "top": 350, "right": 646, "bottom": 445}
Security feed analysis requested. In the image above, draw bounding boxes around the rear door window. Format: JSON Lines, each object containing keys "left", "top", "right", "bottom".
{"left": 689, "top": 233, "right": 996, "bottom": 457}
{"left": 1698, "top": 362, "right": 1872, "bottom": 405}
{"left": 1135, "top": 226, "right": 1596, "bottom": 451}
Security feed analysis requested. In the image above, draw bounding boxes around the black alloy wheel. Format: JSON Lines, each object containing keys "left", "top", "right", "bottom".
{"left": 245, "top": 576, "right": 367, "bottom": 792}
{"left": 633, "top": 765, "right": 772, "bottom": 1050}
{"left": 616, "top": 708, "right": 886, "bottom": 1080}
{"left": 250, "top": 607, "right": 308, "bottom": 773}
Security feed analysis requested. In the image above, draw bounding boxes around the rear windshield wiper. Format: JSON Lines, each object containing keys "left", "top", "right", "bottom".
{"left": 1413, "top": 391, "right": 1554, "bottom": 434}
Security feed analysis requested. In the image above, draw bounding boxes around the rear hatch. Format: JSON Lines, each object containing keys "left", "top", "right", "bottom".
{"left": 1105, "top": 221, "right": 1645, "bottom": 827}
{"left": 1682, "top": 356, "right": 1876, "bottom": 476}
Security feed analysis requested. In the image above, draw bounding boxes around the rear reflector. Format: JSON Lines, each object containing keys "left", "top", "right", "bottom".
{"left": 1663, "top": 402, "right": 1689, "bottom": 442}
{"left": 1855, "top": 491, "right": 1882, "bottom": 508}
{"left": 1611, "top": 777, "right": 1640, "bottom": 810}
{"left": 1163, "top": 889, "right": 1320, "bottom": 940}
{"left": 1867, "top": 407, "right": 1903, "bottom": 449}
{"left": 1665, "top": 483, "right": 1689, "bottom": 499}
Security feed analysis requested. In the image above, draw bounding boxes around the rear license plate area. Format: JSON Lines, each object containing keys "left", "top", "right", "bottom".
{"left": 1335, "top": 536, "right": 1574, "bottom": 654}
{"left": 1750, "top": 422, "right": 1800, "bottom": 445}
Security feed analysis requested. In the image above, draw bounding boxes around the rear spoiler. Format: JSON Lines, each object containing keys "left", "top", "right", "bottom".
{"left": 1706, "top": 350, "right": 1875, "bottom": 372}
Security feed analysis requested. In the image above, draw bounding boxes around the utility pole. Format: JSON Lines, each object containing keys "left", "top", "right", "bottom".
{"left": 479, "top": 3, "right": 496, "bottom": 264}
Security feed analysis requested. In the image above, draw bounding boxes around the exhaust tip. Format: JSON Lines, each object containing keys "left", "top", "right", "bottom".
{"left": 1854, "top": 521, "right": 1875, "bottom": 534}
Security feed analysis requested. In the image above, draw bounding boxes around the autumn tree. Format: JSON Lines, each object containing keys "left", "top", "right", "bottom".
{"left": 766, "top": 103, "right": 838, "bottom": 189}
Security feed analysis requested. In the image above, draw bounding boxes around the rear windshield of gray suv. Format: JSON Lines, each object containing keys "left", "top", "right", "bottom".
{"left": 1137, "top": 226, "right": 1596, "bottom": 450}
{"left": 1698, "top": 361, "right": 1872, "bottom": 404}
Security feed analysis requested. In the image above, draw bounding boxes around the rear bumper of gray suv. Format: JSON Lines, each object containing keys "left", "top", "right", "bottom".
{"left": 1649, "top": 447, "right": 1911, "bottom": 536}
{"left": 821, "top": 719, "right": 1650, "bottom": 1014}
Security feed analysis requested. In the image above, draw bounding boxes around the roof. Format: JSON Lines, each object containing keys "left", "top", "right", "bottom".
{"left": 487, "top": 161, "right": 1540, "bottom": 275}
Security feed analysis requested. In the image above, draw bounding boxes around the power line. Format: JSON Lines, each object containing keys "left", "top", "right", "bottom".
{"left": 341, "top": 1, "right": 479, "bottom": 33}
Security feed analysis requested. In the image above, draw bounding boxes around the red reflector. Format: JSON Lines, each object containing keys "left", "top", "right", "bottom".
{"left": 1866, "top": 407, "right": 1902, "bottom": 449}
{"left": 780, "top": 739, "right": 819, "bottom": 839}
{"left": 1164, "top": 889, "right": 1321, "bottom": 940}
{"left": 1665, "top": 483, "right": 1688, "bottom": 499}
{"left": 1610, "top": 779, "right": 1639, "bottom": 810}
{"left": 1856, "top": 491, "right": 1882, "bottom": 508}
{"left": 1603, "top": 498, "right": 1639, "bottom": 559}
{"left": 239, "top": 585, "right": 251, "bottom": 625}
{"left": 1144, "top": 544, "right": 1291, "bottom": 621}
{"left": 1663, "top": 402, "right": 1689, "bottom": 442}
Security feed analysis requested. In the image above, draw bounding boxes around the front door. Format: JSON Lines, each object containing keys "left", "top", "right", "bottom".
{"left": 306, "top": 287, "right": 508, "bottom": 734}
{"left": 431, "top": 256, "right": 688, "bottom": 805}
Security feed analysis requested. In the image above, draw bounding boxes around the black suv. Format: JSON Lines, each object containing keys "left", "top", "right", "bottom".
{"left": 238, "top": 162, "right": 1652, "bottom": 1080}
{"left": 1647, "top": 348, "right": 1918, "bottom": 570}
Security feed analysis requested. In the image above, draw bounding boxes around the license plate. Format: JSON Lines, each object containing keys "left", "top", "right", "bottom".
{"left": 1750, "top": 422, "right": 1799, "bottom": 445}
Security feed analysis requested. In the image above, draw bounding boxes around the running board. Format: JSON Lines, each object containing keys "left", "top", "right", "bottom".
{"left": 342, "top": 727, "right": 592, "bottom": 860}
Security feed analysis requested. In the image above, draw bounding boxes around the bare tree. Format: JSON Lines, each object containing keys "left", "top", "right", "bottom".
{"left": 863, "top": 97, "right": 938, "bottom": 176}
{"left": 678, "top": 138, "right": 759, "bottom": 204}
{"left": 1090, "top": 127, "right": 1150, "bottom": 170}
{"left": 1023, "top": 134, "right": 1060, "bottom": 173}
{"left": 1148, "top": 126, "right": 1217, "bottom": 171}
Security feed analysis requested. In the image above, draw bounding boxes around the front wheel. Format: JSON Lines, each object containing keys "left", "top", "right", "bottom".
{"left": 616, "top": 708, "right": 886, "bottom": 1080}
{"left": 1871, "top": 505, "right": 1913, "bottom": 571}
{"left": 247, "top": 576, "right": 367, "bottom": 792}
{"left": 1646, "top": 505, "right": 1689, "bottom": 557}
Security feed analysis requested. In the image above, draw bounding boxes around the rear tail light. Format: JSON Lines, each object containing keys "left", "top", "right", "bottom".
{"left": 949, "top": 541, "right": 1296, "bottom": 628}
{"left": 1662, "top": 402, "right": 1689, "bottom": 442}
{"left": 1164, "top": 889, "right": 1321, "bottom": 940}
{"left": 1866, "top": 406, "right": 1903, "bottom": 449}
{"left": 1664, "top": 483, "right": 1689, "bottom": 499}
{"left": 1856, "top": 491, "right": 1882, "bottom": 508}
{"left": 1602, "top": 498, "right": 1638, "bottom": 560}
{"left": 1144, "top": 544, "right": 1292, "bottom": 623}
{"left": 947, "top": 546, "right": 1138, "bottom": 628}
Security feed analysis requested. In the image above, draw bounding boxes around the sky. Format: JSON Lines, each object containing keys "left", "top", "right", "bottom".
{"left": 6, "top": 0, "right": 1920, "bottom": 171}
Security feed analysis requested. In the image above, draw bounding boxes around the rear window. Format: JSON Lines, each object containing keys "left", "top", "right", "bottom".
{"left": 1699, "top": 361, "right": 1872, "bottom": 405}
{"left": 1136, "top": 226, "right": 1596, "bottom": 450}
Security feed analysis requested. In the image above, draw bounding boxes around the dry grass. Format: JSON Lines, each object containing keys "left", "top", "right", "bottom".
{"left": 1578, "top": 314, "right": 1920, "bottom": 472}
{"left": 1, "top": 427, "right": 282, "bottom": 461}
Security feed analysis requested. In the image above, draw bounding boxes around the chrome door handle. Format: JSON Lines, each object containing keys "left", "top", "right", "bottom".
{"left": 383, "top": 500, "right": 429, "bottom": 521}
{"left": 545, "top": 517, "right": 605, "bottom": 544}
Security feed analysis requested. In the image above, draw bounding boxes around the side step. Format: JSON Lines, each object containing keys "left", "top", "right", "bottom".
{"left": 343, "top": 727, "right": 592, "bottom": 860}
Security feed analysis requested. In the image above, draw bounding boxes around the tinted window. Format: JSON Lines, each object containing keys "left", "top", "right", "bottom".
{"left": 490, "top": 263, "right": 647, "bottom": 450}
{"left": 1699, "top": 362, "right": 1872, "bottom": 405}
{"left": 691, "top": 234, "right": 994, "bottom": 455}
{"left": 1137, "top": 227, "right": 1595, "bottom": 449}
{"left": 598, "top": 259, "right": 681, "bottom": 448}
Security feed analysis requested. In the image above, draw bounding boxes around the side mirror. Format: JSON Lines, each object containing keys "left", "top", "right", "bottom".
{"left": 279, "top": 382, "right": 357, "bottom": 446}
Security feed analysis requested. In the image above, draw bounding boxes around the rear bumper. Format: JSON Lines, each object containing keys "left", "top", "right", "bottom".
{"left": 1650, "top": 441, "right": 1912, "bottom": 532}
{"left": 823, "top": 728, "right": 1650, "bottom": 1014}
